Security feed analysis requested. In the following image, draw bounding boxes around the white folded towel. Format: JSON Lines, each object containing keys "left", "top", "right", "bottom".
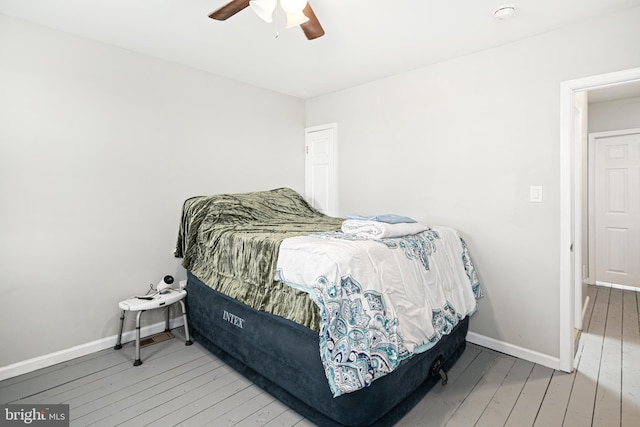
{"left": 341, "top": 220, "right": 428, "bottom": 239}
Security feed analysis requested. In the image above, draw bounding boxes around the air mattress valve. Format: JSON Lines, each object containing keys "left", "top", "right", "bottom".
{"left": 429, "top": 356, "right": 449, "bottom": 386}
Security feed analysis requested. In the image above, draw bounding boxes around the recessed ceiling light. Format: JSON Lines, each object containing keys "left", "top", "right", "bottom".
{"left": 494, "top": 4, "right": 516, "bottom": 20}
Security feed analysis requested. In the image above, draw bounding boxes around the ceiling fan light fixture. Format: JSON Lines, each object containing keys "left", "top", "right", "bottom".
{"left": 279, "top": 0, "right": 307, "bottom": 13}
{"left": 208, "top": 0, "right": 324, "bottom": 40}
{"left": 250, "top": 0, "right": 277, "bottom": 23}
{"left": 284, "top": 10, "right": 310, "bottom": 28}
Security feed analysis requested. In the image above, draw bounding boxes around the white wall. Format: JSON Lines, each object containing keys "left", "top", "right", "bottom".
{"left": 306, "top": 7, "right": 640, "bottom": 361}
{"left": 0, "top": 14, "right": 305, "bottom": 368}
{"left": 589, "top": 96, "right": 640, "bottom": 132}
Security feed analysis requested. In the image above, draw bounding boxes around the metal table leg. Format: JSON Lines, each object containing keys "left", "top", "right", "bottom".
{"left": 114, "top": 310, "right": 125, "bottom": 350}
{"left": 134, "top": 311, "right": 144, "bottom": 366}
{"left": 179, "top": 300, "right": 193, "bottom": 346}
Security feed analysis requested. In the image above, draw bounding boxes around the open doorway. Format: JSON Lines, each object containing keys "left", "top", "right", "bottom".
{"left": 559, "top": 67, "right": 640, "bottom": 373}
{"left": 588, "top": 128, "right": 640, "bottom": 290}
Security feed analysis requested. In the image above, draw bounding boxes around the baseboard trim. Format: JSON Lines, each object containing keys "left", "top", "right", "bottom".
{"left": 466, "top": 331, "right": 560, "bottom": 371}
{"left": 3, "top": 323, "right": 560, "bottom": 381}
{"left": 582, "top": 295, "right": 591, "bottom": 322}
{"left": 0, "top": 318, "right": 184, "bottom": 381}
{"left": 595, "top": 281, "right": 640, "bottom": 292}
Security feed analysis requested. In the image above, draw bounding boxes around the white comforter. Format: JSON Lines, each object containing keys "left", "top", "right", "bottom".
{"left": 275, "top": 226, "right": 480, "bottom": 397}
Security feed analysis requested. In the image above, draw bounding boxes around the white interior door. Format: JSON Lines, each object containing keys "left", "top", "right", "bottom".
{"left": 305, "top": 123, "right": 337, "bottom": 216}
{"left": 593, "top": 129, "right": 640, "bottom": 288}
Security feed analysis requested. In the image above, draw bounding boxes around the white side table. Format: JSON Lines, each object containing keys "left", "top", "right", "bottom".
{"left": 114, "top": 289, "right": 192, "bottom": 366}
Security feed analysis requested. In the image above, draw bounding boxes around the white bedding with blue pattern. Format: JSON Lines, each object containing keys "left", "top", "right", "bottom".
{"left": 275, "top": 226, "right": 481, "bottom": 397}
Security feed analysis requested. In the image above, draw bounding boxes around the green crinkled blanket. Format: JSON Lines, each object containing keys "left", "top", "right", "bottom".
{"left": 175, "top": 188, "right": 343, "bottom": 331}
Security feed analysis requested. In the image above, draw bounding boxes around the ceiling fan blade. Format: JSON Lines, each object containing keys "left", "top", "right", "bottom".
{"left": 209, "top": 0, "right": 250, "bottom": 21}
{"left": 300, "top": 3, "right": 325, "bottom": 40}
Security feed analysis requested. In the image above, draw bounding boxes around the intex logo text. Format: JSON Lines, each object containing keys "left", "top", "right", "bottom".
{"left": 222, "top": 310, "right": 245, "bottom": 329}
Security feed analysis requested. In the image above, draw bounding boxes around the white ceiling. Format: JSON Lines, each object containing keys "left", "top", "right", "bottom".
{"left": 1, "top": 0, "right": 640, "bottom": 99}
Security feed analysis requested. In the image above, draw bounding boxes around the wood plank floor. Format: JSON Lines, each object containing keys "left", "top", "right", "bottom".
{"left": 1, "top": 285, "right": 637, "bottom": 426}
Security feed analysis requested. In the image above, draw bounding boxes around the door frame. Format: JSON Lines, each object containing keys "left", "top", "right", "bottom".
{"left": 559, "top": 67, "right": 640, "bottom": 372}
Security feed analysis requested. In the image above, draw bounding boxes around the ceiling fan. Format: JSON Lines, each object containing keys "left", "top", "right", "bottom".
{"left": 209, "top": 0, "right": 325, "bottom": 40}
